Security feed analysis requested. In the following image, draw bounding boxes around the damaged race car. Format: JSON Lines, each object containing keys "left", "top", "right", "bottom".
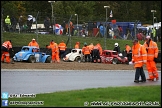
{"left": 100, "top": 50, "right": 129, "bottom": 64}
{"left": 63, "top": 48, "right": 84, "bottom": 63}
{"left": 13, "top": 46, "right": 52, "bottom": 63}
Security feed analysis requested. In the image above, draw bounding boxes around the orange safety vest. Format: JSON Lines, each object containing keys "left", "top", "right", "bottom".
{"left": 88, "top": 44, "right": 94, "bottom": 52}
{"left": 54, "top": 43, "right": 59, "bottom": 53}
{"left": 125, "top": 45, "right": 131, "bottom": 53}
{"left": 93, "top": 45, "right": 99, "bottom": 50}
{"left": 143, "top": 40, "right": 158, "bottom": 61}
{"left": 58, "top": 42, "right": 66, "bottom": 51}
{"left": 47, "top": 42, "right": 57, "bottom": 52}
{"left": 96, "top": 44, "right": 102, "bottom": 55}
{"left": 2, "top": 41, "right": 12, "bottom": 50}
{"left": 75, "top": 43, "right": 80, "bottom": 49}
{"left": 28, "top": 41, "right": 39, "bottom": 48}
{"left": 82, "top": 46, "right": 91, "bottom": 55}
{"left": 132, "top": 43, "right": 147, "bottom": 68}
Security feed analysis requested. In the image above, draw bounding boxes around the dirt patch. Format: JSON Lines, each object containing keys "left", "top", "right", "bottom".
{"left": 1, "top": 61, "right": 161, "bottom": 71}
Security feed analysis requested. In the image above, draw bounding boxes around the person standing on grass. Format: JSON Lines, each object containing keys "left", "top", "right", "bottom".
{"left": 131, "top": 39, "right": 147, "bottom": 83}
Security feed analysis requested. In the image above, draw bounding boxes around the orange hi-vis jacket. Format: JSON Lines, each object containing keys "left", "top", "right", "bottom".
{"left": 58, "top": 42, "right": 66, "bottom": 51}
{"left": 125, "top": 45, "right": 131, "bottom": 53}
{"left": 143, "top": 40, "right": 158, "bottom": 61}
{"left": 55, "top": 43, "right": 59, "bottom": 53}
{"left": 28, "top": 41, "right": 39, "bottom": 48}
{"left": 75, "top": 42, "right": 80, "bottom": 49}
{"left": 82, "top": 46, "right": 91, "bottom": 55}
{"left": 132, "top": 43, "right": 147, "bottom": 68}
{"left": 93, "top": 45, "right": 99, "bottom": 50}
{"left": 47, "top": 42, "right": 57, "bottom": 52}
{"left": 2, "top": 41, "right": 12, "bottom": 50}
{"left": 96, "top": 44, "right": 102, "bottom": 55}
{"left": 88, "top": 44, "right": 94, "bottom": 52}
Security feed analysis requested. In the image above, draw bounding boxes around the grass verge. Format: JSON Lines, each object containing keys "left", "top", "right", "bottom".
{"left": 5, "top": 85, "right": 161, "bottom": 107}
{"left": 2, "top": 32, "right": 161, "bottom": 51}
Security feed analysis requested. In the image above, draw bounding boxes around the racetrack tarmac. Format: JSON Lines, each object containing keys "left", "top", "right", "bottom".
{"left": 1, "top": 69, "right": 161, "bottom": 94}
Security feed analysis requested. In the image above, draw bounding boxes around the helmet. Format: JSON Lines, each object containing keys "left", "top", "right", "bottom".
{"left": 84, "top": 42, "right": 87, "bottom": 46}
{"left": 114, "top": 43, "right": 118, "bottom": 47}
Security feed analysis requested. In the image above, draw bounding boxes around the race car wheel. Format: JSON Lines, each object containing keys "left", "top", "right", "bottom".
{"left": 75, "top": 57, "right": 81, "bottom": 63}
{"left": 112, "top": 58, "right": 118, "bottom": 64}
{"left": 45, "top": 56, "right": 52, "bottom": 63}
{"left": 28, "top": 55, "right": 36, "bottom": 63}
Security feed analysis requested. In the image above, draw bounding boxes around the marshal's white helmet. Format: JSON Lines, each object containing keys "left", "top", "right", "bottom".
{"left": 114, "top": 43, "right": 118, "bottom": 47}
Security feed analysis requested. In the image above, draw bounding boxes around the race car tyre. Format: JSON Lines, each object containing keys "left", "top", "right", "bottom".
{"left": 28, "top": 55, "right": 36, "bottom": 63}
{"left": 75, "top": 57, "right": 81, "bottom": 63}
{"left": 45, "top": 56, "right": 52, "bottom": 63}
{"left": 112, "top": 58, "right": 118, "bottom": 64}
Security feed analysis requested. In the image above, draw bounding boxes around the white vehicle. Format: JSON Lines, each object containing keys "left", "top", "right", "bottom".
{"left": 63, "top": 49, "right": 84, "bottom": 62}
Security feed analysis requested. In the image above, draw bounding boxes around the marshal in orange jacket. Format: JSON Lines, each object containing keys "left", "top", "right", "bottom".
{"left": 132, "top": 42, "right": 147, "bottom": 68}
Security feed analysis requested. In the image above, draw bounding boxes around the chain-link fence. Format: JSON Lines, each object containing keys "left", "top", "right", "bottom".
{"left": 2, "top": 11, "right": 154, "bottom": 42}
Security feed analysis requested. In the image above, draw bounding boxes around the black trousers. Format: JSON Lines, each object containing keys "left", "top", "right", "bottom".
{"left": 135, "top": 67, "right": 146, "bottom": 81}
{"left": 84, "top": 54, "right": 91, "bottom": 62}
{"left": 59, "top": 50, "right": 66, "bottom": 59}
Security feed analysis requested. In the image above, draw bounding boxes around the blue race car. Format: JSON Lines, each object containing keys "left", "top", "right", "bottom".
{"left": 13, "top": 46, "right": 52, "bottom": 63}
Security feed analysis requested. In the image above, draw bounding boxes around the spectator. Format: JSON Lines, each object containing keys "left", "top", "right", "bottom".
{"left": 126, "top": 26, "right": 131, "bottom": 36}
{"left": 157, "top": 26, "right": 161, "bottom": 42}
{"left": 61, "top": 20, "right": 66, "bottom": 35}
{"left": 27, "top": 15, "right": 33, "bottom": 33}
{"left": 148, "top": 27, "right": 152, "bottom": 36}
{"left": 82, "top": 22, "right": 87, "bottom": 36}
{"left": 152, "top": 27, "right": 157, "bottom": 42}
{"left": 107, "top": 23, "right": 112, "bottom": 38}
{"left": 5, "top": 15, "right": 11, "bottom": 32}
{"left": 93, "top": 22, "right": 97, "bottom": 28}
{"left": 10, "top": 15, "right": 17, "bottom": 32}
{"left": 118, "top": 26, "right": 123, "bottom": 38}
{"left": 99, "top": 24, "right": 105, "bottom": 37}
{"left": 98, "top": 22, "right": 102, "bottom": 28}
{"left": 44, "top": 17, "right": 51, "bottom": 32}
{"left": 70, "top": 21, "right": 74, "bottom": 36}
{"left": 18, "top": 15, "right": 24, "bottom": 33}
